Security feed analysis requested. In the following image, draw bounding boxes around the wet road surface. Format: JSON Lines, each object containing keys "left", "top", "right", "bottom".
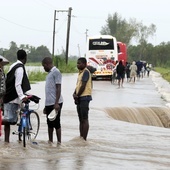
{"left": 0, "top": 71, "right": 170, "bottom": 170}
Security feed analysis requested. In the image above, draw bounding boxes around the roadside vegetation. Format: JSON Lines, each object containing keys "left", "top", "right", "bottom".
{"left": 28, "top": 57, "right": 77, "bottom": 83}
{"left": 27, "top": 71, "right": 47, "bottom": 83}
{"left": 4, "top": 58, "right": 170, "bottom": 84}
{"left": 154, "top": 67, "right": 170, "bottom": 83}
{"left": 4, "top": 57, "right": 78, "bottom": 83}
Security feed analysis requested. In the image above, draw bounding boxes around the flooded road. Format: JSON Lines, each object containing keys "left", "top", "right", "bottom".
{"left": 1, "top": 71, "right": 170, "bottom": 170}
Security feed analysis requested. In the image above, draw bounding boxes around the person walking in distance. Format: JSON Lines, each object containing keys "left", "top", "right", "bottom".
{"left": 42, "top": 57, "right": 63, "bottom": 145}
{"left": 73, "top": 57, "right": 92, "bottom": 141}
{"left": 125, "top": 61, "right": 130, "bottom": 82}
{"left": 2, "top": 49, "right": 30, "bottom": 143}
{"left": 129, "top": 61, "right": 137, "bottom": 83}
{"left": 116, "top": 60, "right": 125, "bottom": 88}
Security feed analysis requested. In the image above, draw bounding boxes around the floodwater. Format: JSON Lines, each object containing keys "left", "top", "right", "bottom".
{"left": 1, "top": 70, "right": 170, "bottom": 170}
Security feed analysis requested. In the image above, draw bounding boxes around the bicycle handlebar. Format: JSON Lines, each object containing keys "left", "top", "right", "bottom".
{"left": 23, "top": 95, "right": 41, "bottom": 104}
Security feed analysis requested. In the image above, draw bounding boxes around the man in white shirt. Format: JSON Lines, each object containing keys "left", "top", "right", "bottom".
{"left": 2, "top": 49, "right": 30, "bottom": 143}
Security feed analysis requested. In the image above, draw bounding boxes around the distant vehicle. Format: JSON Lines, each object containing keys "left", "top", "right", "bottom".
{"left": 117, "top": 41, "right": 127, "bottom": 65}
{"left": 86, "top": 35, "right": 127, "bottom": 80}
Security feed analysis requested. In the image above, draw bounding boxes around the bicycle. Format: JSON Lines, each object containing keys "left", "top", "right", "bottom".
{"left": 13, "top": 95, "right": 40, "bottom": 147}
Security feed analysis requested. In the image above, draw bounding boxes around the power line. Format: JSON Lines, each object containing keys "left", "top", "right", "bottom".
{"left": 36, "top": 0, "right": 55, "bottom": 9}
{"left": 0, "top": 16, "right": 51, "bottom": 33}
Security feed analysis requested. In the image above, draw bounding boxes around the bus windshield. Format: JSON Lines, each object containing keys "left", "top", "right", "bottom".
{"left": 89, "top": 38, "right": 115, "bottom": 50}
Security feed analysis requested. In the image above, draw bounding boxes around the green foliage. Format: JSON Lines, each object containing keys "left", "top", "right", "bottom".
{"left": 100, "top": 12, "right": 156, "bottom": 47}
{"left": 1, "top": 42, "right": 51, "bottom": 63}
{"left": 28, "top": 57, "right": 77, "bottom": 83}
{"left": 128, "top": 43, "right": 155, "bottom": 63}
{"left": 154, "top": 67, "right": 170, "bottom": 82}
{"left": 27, "top": 45, "right": 51, "bottom": 62}
{"left": 3, "top": 41, "right": 18, "bottom": 62}
{"left": 26, "top": 62, "right": 42, "bottom": 66}
{"left": 127, "top": 41, "right": 170, "bottom": 68}
{"left": 53, "top": 54, "right": 78, "bottom": 73}
{"left": 3, "top": 56, "right": 78, "bottom": 83}
{"left": 27, "top": 70, "right": 47, "bottom": 83}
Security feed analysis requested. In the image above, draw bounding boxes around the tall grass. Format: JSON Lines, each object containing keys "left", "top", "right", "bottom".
{"left": 154, "top": 67, "right": 170, "bottom": 82}
{"left": 26, "top": 62, "right": 42, "bottom": 66}
{"left": 3, "top": 57, "right": 78, "bottom": 83}
{"left": 54, "top": 56, "right": 77, "bottom": 73}
{"left": 27, "top": 70, "right": 47, "bottom": 83}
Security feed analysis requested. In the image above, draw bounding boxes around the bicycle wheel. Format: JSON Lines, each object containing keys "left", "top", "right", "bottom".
{"left": 18, "top": 111, "right": 22, "bottom": 142}
{"left": 29, "top": 111, "right": 40, "bottom": 140}
{"left": 23, "top": 127, "right": 26, "bottom": 147}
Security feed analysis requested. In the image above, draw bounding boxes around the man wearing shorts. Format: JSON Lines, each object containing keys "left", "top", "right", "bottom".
{"left": 73, "top": 57, "right": 92, "bottom": 141}
{"left": 42, "top": 57, "right": 63, "bottom": 145}
{"left": 2, "top": 49, "right": 30, "bottom": 143}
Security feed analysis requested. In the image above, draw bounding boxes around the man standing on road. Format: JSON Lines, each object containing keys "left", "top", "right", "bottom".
{"left": 73, "top": 57, "right": 92, "bottom": 141}
{"left": 116, "top": 60, "right": 125, "bottom": 88}
{"left": 2, "top": 49, "right": 30, "bottom": 143}
{"left": 42, "top": 57, "right": 63, "bottom": 145}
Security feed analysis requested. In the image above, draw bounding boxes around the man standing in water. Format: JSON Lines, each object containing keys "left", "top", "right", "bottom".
{"left": 42, "top": 57, "right": 63, "bottom": 145}
{"left": 2, "top": 49, "right": 30, "bottom": 143}
{"left": 116, "top": 60, "right": 125, "bottom": 88}
{"left": 73, "top": 57, "right": 92, "bottom": 141}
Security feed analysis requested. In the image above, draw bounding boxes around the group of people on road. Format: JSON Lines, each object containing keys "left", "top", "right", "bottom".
{"left": 112, "top": 60, "right": 152, "bottom": 88}
{"left": 0, "top": 50, "right": 92, "bottom": 145}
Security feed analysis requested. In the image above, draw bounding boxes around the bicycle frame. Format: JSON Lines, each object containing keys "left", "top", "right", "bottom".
{"left": 18, "top": 103, "right": 31, "bottom": 136}
{"left": 13, "top": 95, "right": 40, "bottom": 147}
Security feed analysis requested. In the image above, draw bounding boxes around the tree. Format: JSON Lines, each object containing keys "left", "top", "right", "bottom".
{"left": 19, "top": 44, "right": 32, "bottom": 53}
{"left": 3, "top": 42, "right": 51, "bottom": 63}
{"left": 153, "top": 42, "right": 170, "bottom": 67}
{"left": 100, "top": 13, "right": 138, "bottom": 46}
{"left": 4, "top": 41, "right": 18, "bottom": 62}
{"left": 28, "top": 45, "right": 51, "bottom": 62}
{"left": 100, "top": 12, "right": 156, "bottom": 49}
{"left": 135, "top": 23, "right": 156, "bottom": 59}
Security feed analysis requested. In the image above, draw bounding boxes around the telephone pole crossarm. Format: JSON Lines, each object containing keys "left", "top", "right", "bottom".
{"left": 56, "top": 10, "right": 68, "bottom": 13}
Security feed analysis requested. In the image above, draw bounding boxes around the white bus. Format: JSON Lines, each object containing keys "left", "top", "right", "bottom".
{"left": 86, "top": 35, "right": 118, "bottom": 79}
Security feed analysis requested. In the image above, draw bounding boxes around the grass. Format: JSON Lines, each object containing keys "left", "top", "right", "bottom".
{"left": 4, "top": 62, "right": 170, "bottom": 84}
{"left": 154, "top": 67, "right": 170, "bottom": 82}
{"left": 3, "top": 59, "right": 77, "bottom": 83}
{"left": 3, "top": 65, "right": 47, "bottom": 84}
{"left": 26, "top": 62, "right": 42, "bottom": 66}
{"left": 27, "top": 70, "right": 47, "bottom": 83}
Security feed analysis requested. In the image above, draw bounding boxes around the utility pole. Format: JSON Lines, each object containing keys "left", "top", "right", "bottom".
{"left": 52, "top": 7, "right": 72, "bottom": 66}
{"left": 84, "top": 29, "right": 88, "bottom": 57}
{"left": 85, "top": 29, "right": 88, "bottom": 42}
{"left": 52, "top": 10, "right": 57, "bottom": 61}
{"left": 77, "top": 44, "right": 81, "bottom": 57}
{"left": 65, "top": 7, "right": 72, "bottom": 65}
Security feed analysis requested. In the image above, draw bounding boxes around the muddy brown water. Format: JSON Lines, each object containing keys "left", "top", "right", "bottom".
{"left": 0, "top": 71, "right": 170, "bottom": 170}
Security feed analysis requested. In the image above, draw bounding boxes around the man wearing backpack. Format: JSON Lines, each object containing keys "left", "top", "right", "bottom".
{"left": 2, "top": 49, "right": 30, "bottom": 143}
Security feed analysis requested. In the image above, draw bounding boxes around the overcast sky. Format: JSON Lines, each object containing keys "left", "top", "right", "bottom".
{"left": 0, "top": 0, "right": 169, "bottom": 56}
